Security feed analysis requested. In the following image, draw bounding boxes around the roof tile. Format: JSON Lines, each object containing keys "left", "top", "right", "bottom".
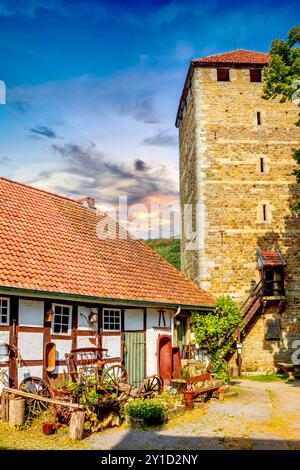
{"left": 193, "top": 49, "right": 269, "bottom": 65}
{"left": 0, "top": 176, "right": 215, "bottom": 307}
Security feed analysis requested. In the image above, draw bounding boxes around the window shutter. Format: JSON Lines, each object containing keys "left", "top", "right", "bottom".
{"left": 217, "top": 69, "right": 230, "bottom": 81}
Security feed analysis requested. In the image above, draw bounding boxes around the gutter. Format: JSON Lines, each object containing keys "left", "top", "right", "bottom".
{"left": 0, "top": 285, "right": 215, "bottom": 312}
{"left": 171, "top": 306, "right": 181, "bottom": 346}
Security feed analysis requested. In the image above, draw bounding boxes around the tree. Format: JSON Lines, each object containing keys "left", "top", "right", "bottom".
{"left": 262, "top": 26, "right": 300, "bottom": 211}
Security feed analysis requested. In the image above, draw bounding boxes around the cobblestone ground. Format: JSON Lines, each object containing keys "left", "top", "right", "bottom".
{"left": 87, "top": 379, "right": 300, "bottom": 450}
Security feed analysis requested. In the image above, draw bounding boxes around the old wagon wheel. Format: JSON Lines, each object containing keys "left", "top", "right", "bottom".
{"left": 139, "top": 375, "right": 162, "bottom": 398}
{"left": 101, "top": 365, "right": 127, "bottom": 395}
{"left": 19, "top": 376, "right": 51, "bottom": 412}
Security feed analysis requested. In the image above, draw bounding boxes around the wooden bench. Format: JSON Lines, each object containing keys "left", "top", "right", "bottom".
{"left": 183, "top": 373, "right": 224, "bottom": 409}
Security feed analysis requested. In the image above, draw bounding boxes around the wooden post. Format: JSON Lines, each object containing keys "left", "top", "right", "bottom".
{"left": 9, "top": 398, "right": 25, "bottom": 427}
{"left": 1, "top": 392, "right": 9, "bottom": 421}
{"left": 69, "top": 410, "right": 85, "bottom": 441}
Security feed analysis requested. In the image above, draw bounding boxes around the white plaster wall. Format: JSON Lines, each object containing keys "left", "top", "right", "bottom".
{"left": 103, "top": 362, "right": 121, "bottom": 373}
{"left": 19, "top": 299, "right": 44, "bottom": 327}
{"left": 78, "top": 306, "right": 98, "bottom": 331}
{"left": 124, "top": 308, "right": 144, "bottom": 331}
{"left": 102, "top": 335, "right": 121, "bottom": 358}
{"left": 47, "top": 339, "right": 72, "bottom": 376}
{"left": 53, "top": 339, "right": 72, "bottom": 362}
{"left": 0, "top": 331, "right": 10, "bottom": 362}
{"left": 146, "top": 308, "right": 174, "bottom": 376}
{"left": 49, "top": 365, "right": 69, "bottom": 376}
{"left": 0, "top": 368, "right": 9, "bottom": 391}
{"left": 77, "top": 335, "right": 96, "bottom": 349}
{"left": 18, "top": 332, "right": 43, "bottom": 360}
{"left": 18, "top": 365, "right": 43, "bottom": 385}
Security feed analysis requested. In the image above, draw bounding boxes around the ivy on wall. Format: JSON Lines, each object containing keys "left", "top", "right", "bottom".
{"left": 192, "top": 296, "right": 243, "bottom": 379}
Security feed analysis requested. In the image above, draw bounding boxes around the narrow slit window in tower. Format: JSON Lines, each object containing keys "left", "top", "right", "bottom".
{"left": 263, "top": 204, "right": 267, "bottom": 221}
{"left": 260, "top": 157, "right": 264, "bottom": 173}
{"left": 257, "top": 112, "right": 261, "bottom": 125}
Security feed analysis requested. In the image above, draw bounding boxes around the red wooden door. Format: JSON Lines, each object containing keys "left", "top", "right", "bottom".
{"left": 157, "top": 334, "right": 172, "bottom": 385}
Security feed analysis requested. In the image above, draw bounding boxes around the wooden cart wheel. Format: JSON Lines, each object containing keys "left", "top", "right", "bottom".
{"left": 19, "top": 376, "right": 51, "bottom": 412}
{"left": 101, "top": 365, "right": 127, "bottom": 394}
{"left": 139, "top": 375, "right": 162, "bottom": 397}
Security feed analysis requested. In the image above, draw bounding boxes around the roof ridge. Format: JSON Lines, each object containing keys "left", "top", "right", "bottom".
{"left": 193, "top": 48, "right": 269, "bottom": 61}
{"left": 194, "top": 48, "right": 254, "bottom": 58}
{"left": 0, "top": 175, "right": 82, "bottom": 205}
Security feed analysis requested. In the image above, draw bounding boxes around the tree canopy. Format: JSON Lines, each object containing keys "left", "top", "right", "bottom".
{"left": 263, "top": 27, "right": 300, "bottom": 211}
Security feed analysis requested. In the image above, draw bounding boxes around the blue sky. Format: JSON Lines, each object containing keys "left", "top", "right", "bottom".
{"left": 0, "top": 0, "right": 298, "bottom": 234}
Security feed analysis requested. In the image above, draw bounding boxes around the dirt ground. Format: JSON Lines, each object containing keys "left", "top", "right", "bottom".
{"left": 1, "top": 379, "right": 300, "bottom": 450}
{"left": 87, "top": 379, "right": 300, "bottom": 451}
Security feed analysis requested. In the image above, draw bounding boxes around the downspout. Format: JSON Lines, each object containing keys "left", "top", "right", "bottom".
{"left": 171, "top": 306, "right": 181, "bottom": 346}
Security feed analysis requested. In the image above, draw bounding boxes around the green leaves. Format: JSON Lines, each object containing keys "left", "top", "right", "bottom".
{"left": 263, "top": 27, "right": 300, "bottom": 212}
{"left": 125, "top": 398, "right": 166, "bottom": 425}
{"left": 192, "top": 296, "right": 243, "bottom": 380}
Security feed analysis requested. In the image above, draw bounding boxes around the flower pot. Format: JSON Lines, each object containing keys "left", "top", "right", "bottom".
{"left": 42, "top": 422, "right": 55, "bottom": 435}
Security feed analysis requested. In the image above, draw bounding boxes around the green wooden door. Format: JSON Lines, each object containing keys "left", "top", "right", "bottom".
{"left": 124, "top": 332, "right": 145, "bottom": 387}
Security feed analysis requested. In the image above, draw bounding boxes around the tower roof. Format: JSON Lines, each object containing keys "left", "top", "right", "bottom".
{"left": 257, "top": 250, "right": 286, "bottom": 267}
{"left": 193, "top": 49, "right": 269, "bottom": 66}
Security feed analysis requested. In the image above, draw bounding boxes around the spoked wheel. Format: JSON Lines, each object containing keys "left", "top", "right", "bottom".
{"left": 101, "top": 365, "right": 127, "bottom": 395}
{"left": 139, "top": 375, "right": 163, "bottom": 398}
{"left": 19, "top": 376, "right": 51, "bottom": 412}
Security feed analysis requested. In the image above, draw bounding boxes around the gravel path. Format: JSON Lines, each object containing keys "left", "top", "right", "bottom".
{"left": 86, "top": 379, "right": 300, "bottom": 450}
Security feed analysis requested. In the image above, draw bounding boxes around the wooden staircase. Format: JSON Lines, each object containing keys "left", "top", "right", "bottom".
{"left": 239, "top": 280, "right": 264, "bottom": 335}
{"left": 222, "top": 281, "right": 264, "bottom": 357}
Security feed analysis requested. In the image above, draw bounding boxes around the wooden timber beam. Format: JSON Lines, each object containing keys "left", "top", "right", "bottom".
{"left": 3, "top": 387, "right": 83, "bottom": 409}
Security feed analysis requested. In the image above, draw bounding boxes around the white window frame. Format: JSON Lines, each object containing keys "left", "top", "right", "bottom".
{"left": 0, "top": 297, "right": 10, "bottom": 326}
{"left": 51, "top": 303, "right": 72, "bottom": 335}
{"left": 102, "top": 308, "right": 121, "bottom": 332}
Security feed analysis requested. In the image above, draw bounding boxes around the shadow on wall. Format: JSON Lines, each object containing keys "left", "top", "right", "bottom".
{"left": 255, "top": 180, "right": 300, "bottom": 365}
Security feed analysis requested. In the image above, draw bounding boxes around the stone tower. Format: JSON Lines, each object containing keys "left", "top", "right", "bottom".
{"left": 176, "top": 49, "right": 300, "bottom": 371}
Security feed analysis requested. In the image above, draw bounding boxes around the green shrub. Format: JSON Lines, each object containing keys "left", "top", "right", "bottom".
{"left": 192, "top": 295, "right": 243, "bottom": 380}
{"left": 125, "top": 398, "right": 166, "bottom": 425}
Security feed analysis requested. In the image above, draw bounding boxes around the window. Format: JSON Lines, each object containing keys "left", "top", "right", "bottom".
{"left": 217, "top": 69, "right": 230, "bottom": 81}
{"left": 260, "top": 157, "right": 265, "bottom": 173}
{"left": 250, "top": 69, "right": 262, "bottom": 82}
{"left": 263, "top": 204, "right": 267, "bottom": 221}
{"left": 0, "top": 298, "right": 9, "bottom": 325}
{"left": 51, "top": 304, "right": 71, "bottom": 334}
{"left": 103, "top": 308, "right": 121, "bottom": 331}
{"left": 257, "top": 112, "right": 261, "bottom": 125}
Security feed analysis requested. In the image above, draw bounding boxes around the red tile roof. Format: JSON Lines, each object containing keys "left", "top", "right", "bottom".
{"left": 259, "top": 251, "right": 285, "bottom": 267}
{"left": 0, "top": 176, "right": 215, "bottom": 308}
{"left": 193, "top": 49, "right": 269, "bottom": 65}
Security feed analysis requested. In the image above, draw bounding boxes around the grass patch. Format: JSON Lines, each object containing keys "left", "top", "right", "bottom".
{"left": 0, "top": 412, "right": 87, "bottom": 450}
{"left": 242, "top": 373, "right": 289, "bottom": 382}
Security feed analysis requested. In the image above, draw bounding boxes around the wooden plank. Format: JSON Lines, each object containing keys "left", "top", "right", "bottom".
{"left": 3, "top": 387, "right": 83, "bottom": 409}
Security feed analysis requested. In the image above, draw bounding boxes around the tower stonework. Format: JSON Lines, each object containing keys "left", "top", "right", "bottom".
{"left": 176, "top": 50, "right": 300, "bottom": 372}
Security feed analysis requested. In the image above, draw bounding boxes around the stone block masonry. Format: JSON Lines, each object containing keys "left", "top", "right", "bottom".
{"left": 178, "top": 55, "right": 300, "bottom": 371}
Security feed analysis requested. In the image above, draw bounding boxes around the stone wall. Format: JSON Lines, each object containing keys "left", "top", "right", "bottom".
{"left": 179, "top": 65, "right": 300, "bottom": 370}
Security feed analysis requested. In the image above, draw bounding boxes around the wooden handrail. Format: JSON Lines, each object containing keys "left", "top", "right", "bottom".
{"left": 240, "top": 280, "right": 263, "bottom": 313}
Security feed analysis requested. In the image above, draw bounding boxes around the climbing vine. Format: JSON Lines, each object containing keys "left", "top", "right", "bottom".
{"left": 192, "top": 296, "right": 243, "bottom": 379}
